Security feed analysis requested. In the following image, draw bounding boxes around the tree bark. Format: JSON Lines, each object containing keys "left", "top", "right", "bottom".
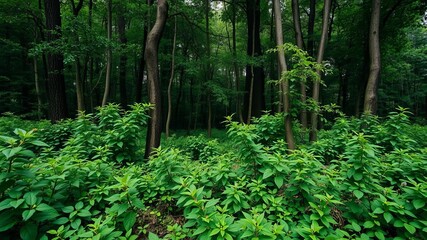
{"left": 243, "top": 0, "right": 265, "bottom": 123}
{"left": 166, "top": 16, "right": 177, "bottom": 138}
{"left": 136, "top": 0, "right": 153, "bottom": 103}
{"left": 310, "top": 0, "right": 331, "bottom": 142}
{"left": 307, "top": 0, "right": 316, "bottom": 57}
{"left": 102, "top": 0, "right": 112, "bottom": 106}
{"left": 44, "top": 0, "right": 68, "bottom": 122}
{"left": 232, "top": 0, "right": 243, "bottom": 123}
{"left": 118, "top": 9, "right": 128, "bottom": 108}
{"left": 206, "top": 0, "right": 212, "bottom": 137}
{"left": 144, "top": 0, "right": 168, "bottom": 159}
{"left": 273, "top": 0, "right": 296, "bottom": 150}
{"left": 291, "top": 0, "right": 307, "bottom": 129}
{"left": 364, "top": 0, "right": 381, "bottom": 114}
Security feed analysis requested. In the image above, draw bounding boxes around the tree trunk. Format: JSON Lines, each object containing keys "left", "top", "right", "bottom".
{"left": 363, "top": 0, "right": 381, "bottom": 114}
{"left": 291, "top": 0, "right": 307, "bottom": 129}
{"left": 232, "top": 0, "right": 243, "bottom": 123}
{"left": 243, "top": 0, "right": 265, "bottom": 123}
{"left": 102, "top": 0, "right": 112, "bottom": 106}
{"left": 44, "top": 0, "right": 68, "bottom": 122}
{"left": 273, "top": 0, "right": 296, "bottom": 150}
{"left": 118, "top": 10, "right": 128, "bottom": 108}
{"left": 310, "top": 0, "right": 331, "bottom": 142}
{"left": 136, "top": 0, "right": 153, "bottom": 103}
{"left": 206, "top": 0, "right": 212, "bottom": 136}
{"left": 307, "top": 0, "right": 316, "bottom": 57}
{"left": 166, "top": 16, "right": 177, "bottom": 138}
{"left": 144, "top": 0, "right": 168, "bottom": 159}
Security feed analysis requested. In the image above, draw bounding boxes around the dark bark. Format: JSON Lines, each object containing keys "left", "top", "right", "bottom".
{"left": 310, "top": 0, "right": 331, "bottom": 142}
{"left": 273, "top": 0, "right": 296, "bottom": 150}
{"left": 44, "top": 0, "right": 68, "bottom": 121}
{"left": 102, "top": 0, "right": 112, "bottom": 106}
{"left": 364, "top": 0, "right": 381, "bottom": 114}
{"left": 292, "top": 0, "right": 308, "bottom": 129}
{"left": 307, "top": 0, "right": 316, "bottom": 56}
{"left": 144, "top": 0, "right": 168, "bottom": 159}
{"left": 243, "top": 0, "right": 265, "bottom": 123}
{"left": 136, "top": 0, "right": 153, "bottom": 103}
{"left": 118, "top": 11, "right": 128, "bottom": 108}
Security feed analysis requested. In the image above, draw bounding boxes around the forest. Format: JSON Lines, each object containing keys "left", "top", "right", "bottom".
{"left": 0, "top": 0, "right": 427, "bottom": 239}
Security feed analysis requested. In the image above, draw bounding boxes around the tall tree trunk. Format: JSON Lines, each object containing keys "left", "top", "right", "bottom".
{"left": 310, "top": 0, "right": 331, "bottom": 142}
{"left": 273, "top": 0, "right": 296, "bottom": 150}
{"left": 364, "top": 0, "right": 381, "bottom": 114}
{"left": 33, "top": 57, "right": 42, "bottom": 119}
{"left": 75, "top": 59, "right": 85, "bottom": 111}
{"left": 118, "top": 10, "right": 128, "bottom": 108}
{"left": 232, "top": 0, "right": 243, "bottom": 122}
{"left": 244, "top": 0, "right": 265, "bottom": 123}
{"left": 70, "top": 0, "right": 85, "bottom": 112}
{"left": 166, "top": 16, "right": 177, "bottom": 138}
{"left": 102, "top": 0, "right": 112, "bottom": 106}
{"left": 144, "top": 0, "right": 168, "bottom": 159}
{"left": 206, "top": 0, "right": 212, "bottom": 136}
{"left": 44, "top": 0, "right": 68, "bottom": 122}
{"left": 87, "top": 0, "right": 94, "bottom": 111}
{"left": 291, "top": 0, "right": 308, "bottom": 129}
{"left": 136, "top": 0, "right": 153, "bottom": 103}
{"left": 307, "top": 0, "right": 316, "bottom": 57}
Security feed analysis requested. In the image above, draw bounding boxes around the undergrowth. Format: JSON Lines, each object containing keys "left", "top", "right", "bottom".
{"left": 0, "top": 106, "right": 426, "bottom": 239}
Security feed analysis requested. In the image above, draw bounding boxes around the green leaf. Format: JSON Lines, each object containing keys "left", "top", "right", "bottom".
{"left": 0, "top": 199, "right": 14, "bottom": 211}
{"left": 77, "top": 209, "right": 92, "bottom": 218}
{"left": 75, "top": 201, "right": 84, "bottom": 210}
{"left": 20, "top": 222, "right": 38, "bottom": 240}
{"left": 36, "top": 203, "right": 54, "bottom": 212}
{"left": 205, "top": 198, "right": 220, "bottom": 209}
{"left": 5, "top": 147, "right": 23, "bottom": 159}
{"left": 373, "top": 208, "right": 384, "bottom": 214}
{"left": 148, "top": 232, "right": 161, "bottom": 240}
{"left": 412, "top": 199, "right": 425, "bottom": 210}
{"left": 274, "top": 176, "right": 284, "bottom": 188}
{"left": 19, "top": 150, "right": 36, "bottom": 158}
{"left": 30, "top": 140, "right": 49, "bottom": 147}
{"left": 262, "top": 168, "right": 274, "bottom": 180}
{"left": 351, "top": 222, "right": 361, "bottom": 232}
{"left": 354, "top": 190, "right": 364, "bottom": 199}
{"left": 123, "top": 212, "right": 136, "bottom": 232}
{"left": 353, "top": 172, "right": 363, "bottom": 181}
{"left": 404, "top": 223, "right": 416, "bottom": 234}
{"left": 0, "top": 210, "right": 17, "bottom": 232}
{"left": 22, "top": 209, "right": 36, "bottom": 221}
{"left": 24, "top": 192, "right": 38, "bottom": 206}
{"left": 209, "top": 228, "right": 220, "bottom": 237}
{"left": 383, "top": 212, "right": 393, "bottom": 223}
{"left": 193, "top": 226, "right": 207, "bottom": 236}
{"left": 62, "top": 206, "right": 74, "bottom": 213}
{"left": 53, "top": 217, "right": 68, "bottom": 225}
{"left": 363, "top": 221, "right": 374, "bottom": 229}
{"left": 374, "top": 231, "right": 385, "bottom": 240}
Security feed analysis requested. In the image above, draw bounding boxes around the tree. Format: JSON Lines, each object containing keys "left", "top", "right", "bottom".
{"left": 243, "top": 0, "right": 265, "bottom": 123}
{"left": 273, "top": 0, "right": 296, "bottom": 150}
{"left": 118, "top": 3, "right": 128, "bottom": 108}
{"left": 144, "top": 0, "right": 168, "bottom": 159}
{"left": 363, "top": 0, "right": 381, "bottom": 114}
{"left": 166, "top": 16, "right": 177, "bottom": 138}
{"left": 44, "top": 0, "right": 68, "bottom": 121}
{"left": 291, "top": 0, "right": 308, "bottom": 129}
{"left": 310, "top": 0, "right": 331, "bottom": 141}
{"left": 101, "top": 0, "right": 112, "bottom": 107}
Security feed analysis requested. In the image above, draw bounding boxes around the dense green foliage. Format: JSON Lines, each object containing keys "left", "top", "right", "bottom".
{"left": 0, "top": 106, "right": 426, "bottom": 239}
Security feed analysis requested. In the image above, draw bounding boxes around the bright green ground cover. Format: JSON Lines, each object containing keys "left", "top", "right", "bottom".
{"left": 0, "top": 105, "right": 426, "bottom": 240}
